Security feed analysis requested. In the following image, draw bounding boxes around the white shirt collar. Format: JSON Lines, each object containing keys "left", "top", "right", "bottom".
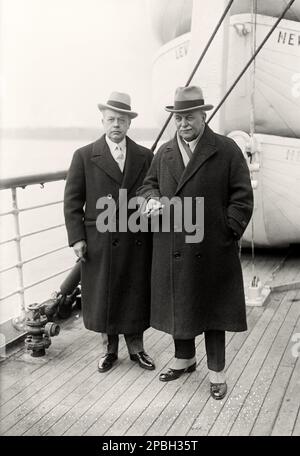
{"left": 105, "top": 135, "right": 126, "bottom": 160}
{"left": 182, "top": 134, "right": 201, "bottom": 152}
{"left": 177, "top": 132, "right": 203, "bottom": 167}
{"left": 176, "top": 133, "right": 189, "bottom": 167}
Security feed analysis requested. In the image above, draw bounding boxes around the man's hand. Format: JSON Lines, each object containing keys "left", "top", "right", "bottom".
{"left": 143, "top": 198, "right": 164, "bottom": 217}
{"left": 73, "top": 240, "right": 87, "bottom": 261}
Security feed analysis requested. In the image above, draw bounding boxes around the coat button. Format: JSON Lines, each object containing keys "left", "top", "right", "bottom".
{"left": 196, "top": 253, "right": 202, "bottom": 259}
{"left": 135, "top": 240, "right": 142, "bottom": 246}
{"left": 174, "top": 252, "right": 181, "bottom": 259}
{"left": 112, "top": 239, "right": 119, "bottom": 246}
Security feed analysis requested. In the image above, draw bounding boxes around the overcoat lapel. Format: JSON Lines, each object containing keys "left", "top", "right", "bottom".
{"left": 175, "top": 125, "right": 217, "bottom": 194}
{"left": 163, "top": 137, "right": 185, "bottom": 185}
{"left": 90, "top": 136, "right": 123, "bottom": 185}
{"left": 117, "top": 137, "right": 148, "bottom": 213}
{"left": 121, "top": 137, "right": 147, "bottom": 193}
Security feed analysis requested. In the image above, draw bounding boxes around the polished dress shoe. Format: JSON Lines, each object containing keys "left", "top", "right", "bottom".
{"left": 210, "top": 382, "right": 227, "bottom": 400}
{"left": 159, "top": 362, "right": 196, "bottom": 382}
{"left": 97, "top": 353, "right": 118, "bottom": 373}
{"left": 130, "top": 351, "right": 155, "bottom": 370}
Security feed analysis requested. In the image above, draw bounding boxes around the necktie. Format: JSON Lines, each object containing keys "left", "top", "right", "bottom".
{"left": 115, "top": 146, "right": 125, "bottom": 172}
{"left": 181, "top": 140, "right": 193, "bottom": 160}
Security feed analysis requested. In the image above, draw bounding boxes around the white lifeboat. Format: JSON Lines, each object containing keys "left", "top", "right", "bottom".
{"left": 150, "top": 0, "right": 300, "bottom": 247}
{"left": 228, "top": 131, "right": 300, "bottom": 247}
{"left": 148, "top": 0, "right": 193, "bottom": 44}
{"left": 231, "top": 0, "right": 300, "bottom": 21}
{"left": 224, "top": 14, "right": 300, "bottom": 137}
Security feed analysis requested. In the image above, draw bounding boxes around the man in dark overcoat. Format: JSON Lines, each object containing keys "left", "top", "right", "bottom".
{"left": 137, "top": 86, "right": 253, "bottom": 399}
{"left": 64, "top": 91, "right": 155, "bottom": 373}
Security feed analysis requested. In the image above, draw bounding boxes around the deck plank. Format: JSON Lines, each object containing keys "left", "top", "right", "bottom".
{"left": 187, "top": 292, "right": 286, "bottom": 435}
{"left": 206, "top": 290, "right": 296, "bottom": 436}
{"left": 250, "top": 300, "right": 300, "bottom": 435}
{"left": 153, "top": 310, "right": 263, "bottom": 436}
{"left": 49, "top": 330, "right": 169, "bottom": 436}
{"left": 121, "top": 336, "right": 209, "bottom": 436}
{"left": 271, "top": 359, "right": 300, "bottom": 436}
{"left": 22, "top": 329, "right": 160, "bottom": 436}
{"left": 0, "top": 328, "right": 96, "bottom": 423}
{"left": 165, "top": 308, "right": 260, "bottom": 436}
{"left": 271, "top": 308, "right": 300, "bottom": 436}
{"left": 70, "top": 333, "right": 173, "bottom": 436}
{"left": 0, "top": 320, "right": 91, "bottom": 406}
{"left": 141, "top": 311, "right": 258, "bottom": 436}
{"left": 143, "top": 333, "right": 237, "bottom": 436}
{"left": 292, "top": 405, "right": 300, "bottom": 436}
{"left": 1, "top": 256, "right": 300, "bottom": 437}
{"left": 230, "top": 295, "right": 300, "bottom": 435}
{"left": 251, "top": 368, "right": 294, "bottom": 435}
{"left": 1, "top": 334, "right": 102, "bottom": 435}
{"left": 272, "top": 254, "right": 300, "bottom": 286}
{"left": 0, "top": 355, "right": 38, "bottom": 392}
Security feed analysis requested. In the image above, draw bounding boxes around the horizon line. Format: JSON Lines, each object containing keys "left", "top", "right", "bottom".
{"left": 0, "top": 126, "right": 167, "bottom": 142}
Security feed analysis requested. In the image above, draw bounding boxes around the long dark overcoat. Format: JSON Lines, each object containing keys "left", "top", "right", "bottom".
{"left": 137, "top": 125, "right": 253, "bottom": 339}
{"left": 64, "top": 135, "right": 153, "bottom": 333}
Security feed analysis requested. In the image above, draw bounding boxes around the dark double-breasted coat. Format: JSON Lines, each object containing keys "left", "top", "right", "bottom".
{"left": 64, "top": 135, "right": 153, "bottom": 334}
{"left": 137, "top": 125, "right": 254, "bottom": 339}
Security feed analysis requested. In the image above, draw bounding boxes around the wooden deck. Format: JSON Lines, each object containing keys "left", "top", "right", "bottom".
{"left": 1, "top": 250, "right": 300, "bottom": 436}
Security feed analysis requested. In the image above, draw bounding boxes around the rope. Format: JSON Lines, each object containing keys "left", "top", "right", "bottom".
{"left": 250, "top": 0, "right": 257, "bottom": 282}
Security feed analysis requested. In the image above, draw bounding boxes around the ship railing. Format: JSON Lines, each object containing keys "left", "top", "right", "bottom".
{"left": 0, "top": 171, "right": 72, "bottom": 345}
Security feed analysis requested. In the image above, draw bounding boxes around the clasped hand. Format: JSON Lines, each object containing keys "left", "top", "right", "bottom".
{"left": 73, "top": 240, "right": 87, "bottom": 261}
{"left": 143, "top": 198, "right": 164, "bottom": 217}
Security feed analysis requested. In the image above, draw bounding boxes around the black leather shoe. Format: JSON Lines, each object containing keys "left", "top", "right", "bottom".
{"left": 130, "top": 351, "right": 155, "bottom": 370}
{"left": 159, "top": 362, "right": 196, "bottom": 382}
{"left": 97, "top": 353, "right": 118, "bottom": 373}
{"left": 210, "top": 382, "right": 227, "bottom": 400}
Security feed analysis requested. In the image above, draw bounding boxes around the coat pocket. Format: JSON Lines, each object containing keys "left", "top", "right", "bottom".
{"left": 84, "top": 220, "right": 96, "bottom": 227}
{"left": 222, "top": 208, "right": 233, "bottom": 238}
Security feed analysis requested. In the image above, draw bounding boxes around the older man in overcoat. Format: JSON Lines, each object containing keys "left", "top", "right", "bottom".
{"left": 138, "top": 86, "right": 253, "bottom": 399}
{"left": 64, "top": 91, "right": 155, "bottom": 373}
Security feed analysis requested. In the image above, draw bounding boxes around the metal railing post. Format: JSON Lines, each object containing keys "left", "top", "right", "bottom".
{"left": 11, "top": 187, "right": 27, "bottom": 330}
{"left": 0, "top": 171, "right": 74, "bottom": 334}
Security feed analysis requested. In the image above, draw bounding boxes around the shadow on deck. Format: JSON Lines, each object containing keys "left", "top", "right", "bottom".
{"left": 1, "top": 250, "right": 300, "bottom": 436}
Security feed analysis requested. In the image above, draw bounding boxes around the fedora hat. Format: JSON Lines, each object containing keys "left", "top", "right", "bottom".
{"left": 97, "top": 91, "right": 138, "bottom": 118}
{"left": 165, "top": 86, "right": 213, "bottom": 113}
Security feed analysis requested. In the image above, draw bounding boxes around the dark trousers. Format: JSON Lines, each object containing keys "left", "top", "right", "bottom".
{"left": 106, "top": 333, "right": 144, "bottom": 355}
{"left": 174, "top": 330, "right": 225, "bottom": 372}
